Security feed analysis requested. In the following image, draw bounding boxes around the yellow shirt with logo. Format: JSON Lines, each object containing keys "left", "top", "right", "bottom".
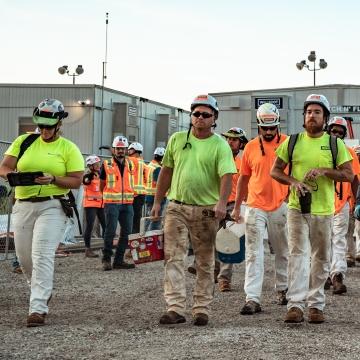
{"left": 276, "top": 132, "right": 352, "bottom": 215}
{"left": 5, "top": 134, "right": 84, "bottom": 199}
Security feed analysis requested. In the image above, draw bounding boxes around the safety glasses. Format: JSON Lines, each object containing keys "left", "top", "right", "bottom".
{"left": 330, "top": 128, "right": 345, "bottom": 137}
{"left": 38, "top": 124, "right": 57, "bottom": 130}
{"left": 191, "top": 111, "right": 214, "bottom": 119}
{"left": 260, "top": 126, "right": 277, "bottom": 131}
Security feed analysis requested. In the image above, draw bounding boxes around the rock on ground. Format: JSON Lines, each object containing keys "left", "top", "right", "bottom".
{"left": 1, "top": 247, "right": 360, "bottom": 360}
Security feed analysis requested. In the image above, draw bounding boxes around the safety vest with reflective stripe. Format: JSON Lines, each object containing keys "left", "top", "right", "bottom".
{"left": 145, "top": 160, "right": 161, "bottom": 195}
{"left": 129, "top": 156, "right": 147, "bottom": 195}
{"left": 83, "top": 173, "right": 104, "bottom": 208}
{"left": 103, "top": 158, "right": 135, "bottom": 204}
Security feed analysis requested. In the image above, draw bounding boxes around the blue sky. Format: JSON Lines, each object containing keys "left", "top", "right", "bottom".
{"left": 1, "top": 0, "right": 359, "bottom": 109}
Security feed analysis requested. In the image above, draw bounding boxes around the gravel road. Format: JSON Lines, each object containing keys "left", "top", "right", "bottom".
{"left": 1, "top": 246, "right": 360, "bottom": 360}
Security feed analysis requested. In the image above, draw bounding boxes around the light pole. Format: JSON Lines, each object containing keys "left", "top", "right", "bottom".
{"left": 296, "top": 51, "right": 327, "bottom": 86}
{"left": 58, "top": 65, "right": 84, "bottom": 84}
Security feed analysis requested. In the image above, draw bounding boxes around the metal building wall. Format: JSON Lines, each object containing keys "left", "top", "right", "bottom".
{"left": 212, "top": 85, "right": 360, "bottom": 140}
{"left": 0, "top": 84, "right": 190, "bottom": 162}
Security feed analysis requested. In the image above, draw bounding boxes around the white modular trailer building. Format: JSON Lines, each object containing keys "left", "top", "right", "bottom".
{"left": 211, "top": 84, "right": 360, "bottom": 141}
{"left": 0, "top": 84, "right": 190, "bottom": 161}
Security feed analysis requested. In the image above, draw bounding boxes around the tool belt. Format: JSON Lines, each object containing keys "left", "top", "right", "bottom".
{"left": 18, "top": 192, "right": 83, "bottom": 234}
{"left": 19, "top": 195, "right": 65, "bottom": 203}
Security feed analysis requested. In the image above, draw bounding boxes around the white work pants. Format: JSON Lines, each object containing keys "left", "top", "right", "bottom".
{"left": 12, "top": 200, "right": 67, "bottom": 315}
{"left": 330, "top": 202, "right": 349, "bottom": 279}
{"left": 244, "top": 202, "right": 288, "bottom": 304}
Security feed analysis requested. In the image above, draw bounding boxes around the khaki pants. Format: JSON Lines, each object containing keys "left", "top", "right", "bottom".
{"left": 287, "top": 209, "right": 332, "bottom": 311}
{"left": 163, "top": 201, "right": 218, "bottom": 316}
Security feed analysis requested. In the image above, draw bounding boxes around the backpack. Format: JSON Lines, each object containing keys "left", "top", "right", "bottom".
{"left": 287, "top": 133, "right": 341, "bottom": 199}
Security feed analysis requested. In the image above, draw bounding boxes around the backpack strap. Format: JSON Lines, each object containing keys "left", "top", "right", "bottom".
{"left": 17, "top": 134, "right": 40, "bottom": 163}
{"left": 329, "top": 135, "right": 338, "bottom": 169}
{"left": 330, "top": 136, "right": 342, "bottom": 200}
{"left": 287, "top": 133, "right": 299, "bottom": 176}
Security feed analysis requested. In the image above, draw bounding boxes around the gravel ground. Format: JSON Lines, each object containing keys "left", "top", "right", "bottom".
{"left": 1, "top": 246, "right": 360, "bottom": 360}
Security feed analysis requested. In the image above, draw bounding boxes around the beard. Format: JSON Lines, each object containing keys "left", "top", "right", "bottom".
{"left": 262, "top": 134, "right": 276, "bottom": 142}
{"left": 304, "top": 121, "right": 324, "bottom": 134}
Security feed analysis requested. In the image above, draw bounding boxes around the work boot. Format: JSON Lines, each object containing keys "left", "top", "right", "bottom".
{"left": 113, "top": 262, "right": 135, "bottom": 269}
{"left": 277, "top": 289, "right": 288, "bottom": 305}
{"left": 308, "top": 308, "right": 325, "bottom": 323}
{"left": 284, "top": 307, "right": 304, "bottom": 323}
{"left": 27, "top": 313, "right": 46, "bottom": 327}
{"left": 240, "top": 301, "right": 262, "bottom": 315}
{"left": 159, "top": 311, "right": 186, "bottom": 325}
{"left": 193, "top": 313, "right": 209, "bottom": 326}
{"left": 85, "top": 248, "right": 99, "bottom": 258}
{"left": 332, "top": 273, "right": 347, "bottom": 295}
{"left": 218, "top": 279, "right": 231, "bottom": 292}
{"left": 12, "top": 266, "right": 23, "bottom": 274}
{"left": 102, "top": 259, "right": 112, "bottom": 271}
{"left": 324, "top": 277, "right": 332, "bottom": 290}
{"left": 346, "top": 257, "right": 355, "bottom": 268}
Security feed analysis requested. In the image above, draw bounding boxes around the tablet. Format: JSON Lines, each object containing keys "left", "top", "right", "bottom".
{"left": 7, "top": 172, "right": 44, "bottom": 186}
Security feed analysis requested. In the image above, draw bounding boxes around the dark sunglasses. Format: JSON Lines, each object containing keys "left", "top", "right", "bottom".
{"left": 192, "top": 111, "right": 214, "bottom": 119}
{"left": 260, "top": 126, "right": 277, "bottom": 131}
{"left": 38, "top": 124, "right": 57, "bottom": 130}
{"left": 330, "top": 129, "right": 345, "bottom": 136}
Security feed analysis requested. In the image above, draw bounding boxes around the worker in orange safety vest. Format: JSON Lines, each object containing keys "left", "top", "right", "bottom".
{"left": 128, "top": 142, "right": 147, "bottom": 234}
{"left": 83, "top": 155, "right": 106, "bottom": 258}
{"left": 100, "top": 136, "right": 136, "bottom": 271}
{"left": 144, "top": 147, "right": 166, "bottom": 230}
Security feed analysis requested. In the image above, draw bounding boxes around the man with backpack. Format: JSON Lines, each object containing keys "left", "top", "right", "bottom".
{"left": 271, "top": 94, "right": 353, "bottom": 324}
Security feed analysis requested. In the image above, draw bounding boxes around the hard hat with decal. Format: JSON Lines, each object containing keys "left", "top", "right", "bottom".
{"left": 191, "top": 94, "right": 219, "bottom": 119}
{"left": 128, "top": 142, "right": 143, "bottom": 152}
{"left": 112, "top": 136, "right": 129, "bottom": 148}
{"left": 86, "top": 155, "right": 101, "bottom": 166}
{"left": 256, "top": 103, "right": 280, "bottom": 127}
{"left": 304, "top": 94, "right": 330, "bottom": 115}
{"left": 33, "top": 98, "right": 68, "bottom": 126}
{"left": 328, "top": 116, "right": 348, "bottom": 132}
{"left": 154, "top": 147, "right": 166, "bottom": 156}
{"left": 221, "top": 127, "right": 248, "bottom": 142}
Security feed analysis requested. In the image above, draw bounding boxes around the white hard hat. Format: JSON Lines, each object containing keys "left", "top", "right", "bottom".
{"left": 128, "top": 142, "right": 143, "bottom": 152}
{"left": 304, "top": 94, "right": 330, "bottom": 114}
{"left": 328, "top": 116, "right": 347, "bottom": 132}
{"left": 33, "top": 98, "right": 68, "bottom": 126}
{"left": 154, "top": 147, "right": 166, "bottom": 156}
{"left": 112, "top": 136, "right": 129, "bottom": 148}
{"left": 86, "top": 155, "right": 101, "bottom": 166}
{"left": 191, "top": 94, "right": 219, "bottom": 119}
{"left": 256, "top": 103, "right": 280, "bottom": 127}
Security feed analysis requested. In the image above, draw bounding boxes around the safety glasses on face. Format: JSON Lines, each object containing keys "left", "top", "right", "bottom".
{"left": 330, "top": 128, "right": 345, "bottom": 137}
{"left": 260, "top": 125, "right": 277, "bottom": 131}
{"left": 38, "top": 124, "right": 57, "bottom": 130}
{"left": 191, "top": 111, "right": 214, "bottom": 119}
